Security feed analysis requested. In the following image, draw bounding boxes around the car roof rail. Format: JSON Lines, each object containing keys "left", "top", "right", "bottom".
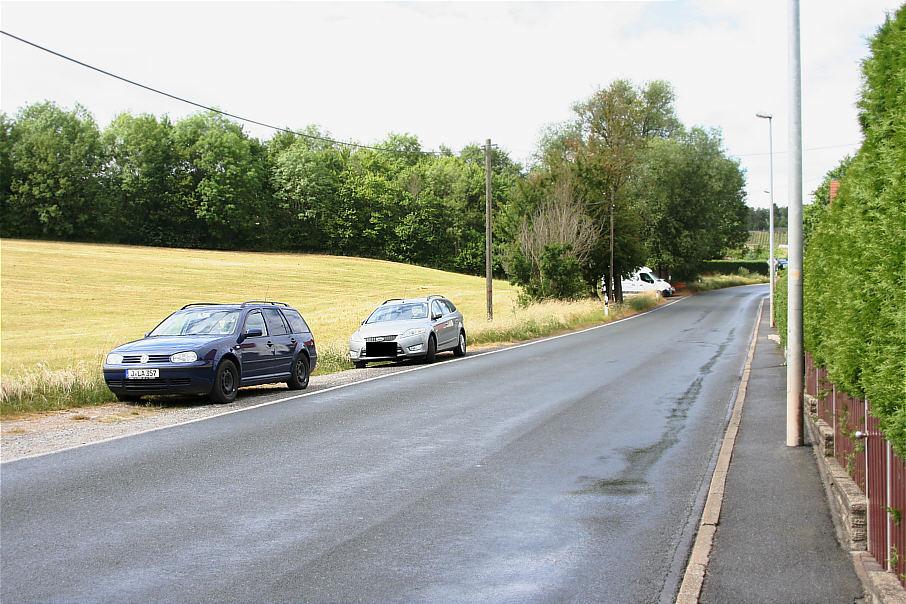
{"left": 181, "top": 302, "right": 225, "bottom": 309}
{"left": 426, "top": 295, "right": 444, "bottom": 300}
{"left": 381, "top": 298, "right": 405, "bottom": 305}
{"left": 241, "top": 301, "right": 289, "bottom": 307}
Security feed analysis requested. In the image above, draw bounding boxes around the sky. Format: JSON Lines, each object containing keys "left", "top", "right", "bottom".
{"left": 1, "top": 1, "right": 900, "bottom": 209}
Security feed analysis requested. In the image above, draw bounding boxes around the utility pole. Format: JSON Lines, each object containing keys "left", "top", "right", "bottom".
{"left": 787, "top": 0, "right": 804, "bottom": 447}
{"left": 485, "top": 139, "right": 493, "bottom": 320}
{"left": 610, "top": 189, "right": 615, "bottom": 304}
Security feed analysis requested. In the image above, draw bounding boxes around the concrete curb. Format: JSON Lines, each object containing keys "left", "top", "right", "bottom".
{"left": 675, "top": 298, "right": 763, "bottom": 604}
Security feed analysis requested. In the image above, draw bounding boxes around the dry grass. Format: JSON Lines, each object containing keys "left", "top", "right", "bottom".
{"left": 0, "top": 239, "right": 520, "bottom": 373}
{"left": 2, "top": 239, "right": 627, "bottom": 415}
{"left": 1, "top": 240, "right": 672, "bottom": 417}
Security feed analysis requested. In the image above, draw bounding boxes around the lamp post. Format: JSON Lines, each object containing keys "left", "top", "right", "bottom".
{"left": 756, "top": 112, "right": 775, "bottom": 327}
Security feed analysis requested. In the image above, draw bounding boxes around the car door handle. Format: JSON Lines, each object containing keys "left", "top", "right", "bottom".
{"left": 267, "top": 340, "right": 274, "bottom": 347}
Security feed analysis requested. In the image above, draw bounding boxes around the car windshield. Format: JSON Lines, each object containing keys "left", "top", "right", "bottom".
{"left": 365, "top": 303, "right": 428, "bottom": 324}
{"left": 150, "top": 309, "right": 240, "bottom": 336}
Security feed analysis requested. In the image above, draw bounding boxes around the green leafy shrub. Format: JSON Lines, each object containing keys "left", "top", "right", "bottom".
{"left": 700, "top": 260, "right": 769, "bottom": 276}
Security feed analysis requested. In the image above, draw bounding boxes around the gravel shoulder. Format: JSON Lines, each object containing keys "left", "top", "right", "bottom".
{"left": 1, "top": 349, "right": 505, "bottom": 463}
{"left": 0, "top": 361, "right": 433, "bottom": 462}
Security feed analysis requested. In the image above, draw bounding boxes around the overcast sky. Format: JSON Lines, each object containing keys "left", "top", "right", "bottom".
{"left": 1, "top": 1, "right": 899, "bottom": 209}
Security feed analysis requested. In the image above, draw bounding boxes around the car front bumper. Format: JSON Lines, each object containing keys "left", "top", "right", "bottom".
{"left": 349, "top": 335, "right": 427, "bottom": 362}
{"left": 103, "top": 363, "right": 215, "bottom": 396}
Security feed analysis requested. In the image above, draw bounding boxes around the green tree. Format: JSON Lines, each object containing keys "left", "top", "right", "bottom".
{"left": 102, "top": 112, "right": 198, "bottom": 246}
{"left": 270, "top": 128, "right": 348, "bottom": 252}
{"left": 172, "top": 112, "right": 270, "bottom": 249}
{"left": 3, "top": 102, "right": 105, "bottom": 239}
{"left": 0, "top": 113, "right": 15, "bottom": 231}
{"left": 631, "top": 128, "right": 747, "bottom": 280}
{"left": 572, "top": 79, "right": 681, "bottom": 300}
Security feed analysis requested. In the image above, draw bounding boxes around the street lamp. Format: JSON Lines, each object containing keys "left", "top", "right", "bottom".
{"left": 756, "top": 112, "right": 775, "bottom": 327}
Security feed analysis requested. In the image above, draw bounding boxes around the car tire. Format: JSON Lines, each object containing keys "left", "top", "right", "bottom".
{"left": 211, "top": 359, "right": 238, "bottom": 404}
{"left": 453, "top": 330, "right": 466, "bottom": 357}
{"left": 354, "top": 361, "right": 367, "bottom": 369}
{"left": 287, "top": 355, "right": 310, "bottom": 390}
{"left": 424, "top": 335, "right": 437, "bottom": 363}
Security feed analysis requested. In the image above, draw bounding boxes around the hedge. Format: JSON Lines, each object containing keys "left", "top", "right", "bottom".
{"left": 700, "top": 260, "right": 770, "bottom": 276}
{"left": 783, "top": 7, "right": 905, "bottom": 456}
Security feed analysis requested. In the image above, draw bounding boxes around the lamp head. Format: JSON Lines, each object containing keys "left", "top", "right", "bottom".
{"left": 756, "top": 113, "right": 773, "bottom": 119}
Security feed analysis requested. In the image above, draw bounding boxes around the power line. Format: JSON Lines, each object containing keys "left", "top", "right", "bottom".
{"left": 0, "top": 30, "right": 443, "bottom": 155}
{"left": 733, "top": 142, "right": 861, "bottom": 158}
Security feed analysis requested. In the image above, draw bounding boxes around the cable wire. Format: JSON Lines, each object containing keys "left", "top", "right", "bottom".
{"left": 1, "top": 30, "right": 443, "bottom": 155}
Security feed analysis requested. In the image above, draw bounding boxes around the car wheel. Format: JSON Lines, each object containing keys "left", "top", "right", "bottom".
{"left": 453, "top": 330, "right": 466, "bottom": 357}
{"left": 211, "top": 359, "right": 238, "bottom": 404}
{"left": 354, "top": 361, "right": 367, "bottom": 369}
{"left": 424, "top": 335, "right": 437, "bottom": 363}
{"left": 287, "top": 355, "right": 310, "bottom": 390}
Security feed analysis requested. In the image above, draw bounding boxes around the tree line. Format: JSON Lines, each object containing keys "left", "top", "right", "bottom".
{"left": 747, "top": 205, "right": 788, "bottom": 231}
{"left": 0, "top": 79, "right": 749, "bottom": 301}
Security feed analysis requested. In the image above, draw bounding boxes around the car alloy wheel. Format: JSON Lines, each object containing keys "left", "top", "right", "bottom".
{"left": 454, "top": 331, "right": 466, "bottom": 357}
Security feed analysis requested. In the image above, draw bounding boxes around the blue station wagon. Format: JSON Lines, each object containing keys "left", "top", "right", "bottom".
{"left": 103, "top": 301, "right": 317, "bottom": 403}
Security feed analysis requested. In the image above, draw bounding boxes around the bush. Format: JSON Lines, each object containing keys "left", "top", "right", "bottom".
{"left": 701, "top": 260, "right": 769, "bottom": 276}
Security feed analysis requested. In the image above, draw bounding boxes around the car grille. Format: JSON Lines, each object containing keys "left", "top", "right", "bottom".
{"left": 107, "top": 378, "right": 193, "bottom": 389}
{"left": 365, "top": 335, "right": 397, "bottom": 342}
{"left": 122, "top": 354, "right": 172, "bottom": 364}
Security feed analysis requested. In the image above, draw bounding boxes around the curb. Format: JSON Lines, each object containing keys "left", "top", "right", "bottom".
{"left": 675, "top": 298, "right": 764, "bottom": 604}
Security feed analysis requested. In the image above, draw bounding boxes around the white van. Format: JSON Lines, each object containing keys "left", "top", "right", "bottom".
{"left": 602, "top": 267, "right": 674, "bottom": 297}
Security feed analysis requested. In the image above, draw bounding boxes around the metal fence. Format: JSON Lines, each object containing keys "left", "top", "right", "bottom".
{"left": 807, "top": 353, "right": 906, "bottom": 586}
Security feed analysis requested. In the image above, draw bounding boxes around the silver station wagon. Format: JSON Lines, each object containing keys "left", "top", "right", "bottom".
{"left": 349, "top": 296, "right": 466, "bottom": 368}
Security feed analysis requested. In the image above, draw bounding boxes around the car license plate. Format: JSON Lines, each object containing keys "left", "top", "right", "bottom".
{"left": 126, "top": 368, "right": 159, "bottom": 379}
{"left": 366, "top": 341, "right": 397, "bottom": 357}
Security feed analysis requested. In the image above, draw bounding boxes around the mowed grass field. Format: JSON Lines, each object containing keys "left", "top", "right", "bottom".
{"left": 1, "top": 238, "right": 524, "bottom": 374}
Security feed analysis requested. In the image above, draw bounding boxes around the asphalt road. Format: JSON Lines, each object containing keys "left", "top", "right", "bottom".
{"left": 1, "top": 285, "right": 766, "bottom": 603}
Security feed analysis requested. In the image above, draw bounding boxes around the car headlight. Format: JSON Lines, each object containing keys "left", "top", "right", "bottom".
{"left": 106, "top": 353, "right": 123, "bottom": 365}
{"left": 401, "top": 327, "right": 426, "bottom": 338}
{"left": 170, "top": 351, "right": 198, "bottom": 363}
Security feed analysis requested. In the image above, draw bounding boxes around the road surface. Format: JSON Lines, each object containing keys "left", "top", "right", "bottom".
{"left": 1, "top": 285, "right": 766, "bottom": 603}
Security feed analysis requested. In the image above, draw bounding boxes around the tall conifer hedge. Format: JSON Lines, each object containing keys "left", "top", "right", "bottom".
{"left": 796, "top": 7, "right": 905, "bottom": 454}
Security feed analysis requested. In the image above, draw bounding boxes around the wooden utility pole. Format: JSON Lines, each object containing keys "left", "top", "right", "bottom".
{"left": 609, "top": 188, "right": 615, "bottom": 304}
{"left": 485, "top": 139, "right": 493, "bottom": 320}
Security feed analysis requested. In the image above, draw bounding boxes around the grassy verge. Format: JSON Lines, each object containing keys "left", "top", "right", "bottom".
{"left": 1, "top": 298, "right": 653, "bottom": 417}
{"left": 0, "top": 238, "right": 698, "bottom": 418}
{"left": 1, "top": 287, "right": 658, "bottom": 418}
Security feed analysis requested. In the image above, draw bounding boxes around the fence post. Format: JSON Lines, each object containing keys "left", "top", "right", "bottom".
{"left": 866, "top": 398, "right": 872, "bottom": 554}
{"left": 888, "top": 439, "right": 894, "bottom": 570}
{"left": 833, "top": 384, "right": 837, "bottom": 459}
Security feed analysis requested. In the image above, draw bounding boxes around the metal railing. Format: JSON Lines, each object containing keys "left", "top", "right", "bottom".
{"left": 807, "top": 353, "right": 905, "bottom": 586}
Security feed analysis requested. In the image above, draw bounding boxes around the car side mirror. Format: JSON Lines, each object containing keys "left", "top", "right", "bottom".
{"left": 432, "top": 312, "right": 443, "bottom": 320}
{"left": 240, "top": 328, "right": 263, "bottom": 341}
